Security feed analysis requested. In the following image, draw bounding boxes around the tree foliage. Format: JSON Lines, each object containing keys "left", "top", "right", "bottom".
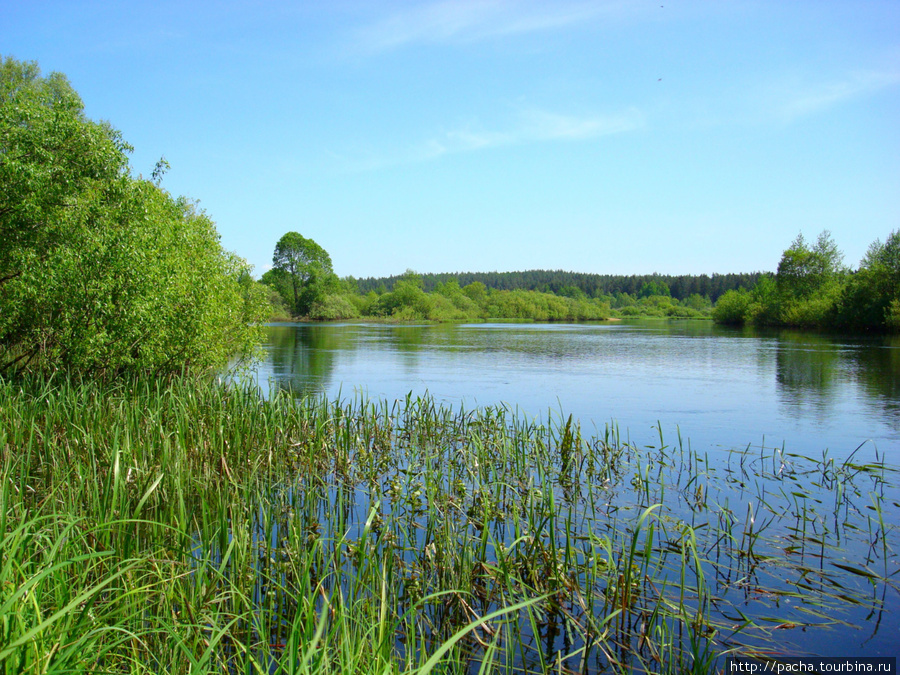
{"left": 268, "top": 232, "right": 335, "bottom": 316}
{"left": 832, "top": 231, "right": 900, "bottom": 330}
{"left": 711, "top": 289, "right": 751, "bottom": 325}
{"left": 776, "top": 231, "right": 844, "bottom": 299}
{"left": 713, "top": 229, "right": 900, "bottom": 332}
{"left": 0, "top": 57, "right": 268, "bottom": 375}
{"left": 356, "top": 270, "right": 763, "bottom": 303}
{"left": 638, "top": 280, "right": 670, "bottom": 299}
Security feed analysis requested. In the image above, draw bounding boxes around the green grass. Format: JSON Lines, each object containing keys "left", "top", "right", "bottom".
{"left": 1, "top": 374, "right": 896, "bottom": 673}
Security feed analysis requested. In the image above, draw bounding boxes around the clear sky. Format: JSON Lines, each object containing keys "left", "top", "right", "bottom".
{"left": 3, "top": 1, "right": 898, "bottom": 279}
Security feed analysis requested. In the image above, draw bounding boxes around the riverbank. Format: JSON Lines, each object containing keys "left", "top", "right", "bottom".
{"left": 2, "top": 374, "right": 897, "bottom": 672}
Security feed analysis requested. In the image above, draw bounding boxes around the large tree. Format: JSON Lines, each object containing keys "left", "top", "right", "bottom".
{"left": 269, "top": 231, "right": 335, "bottom": 316}
{"left": 0, "top": 56, "right": 268, "bottom": 374}
{"left": 775, "top": 231, "right": 844, "bottom": 299}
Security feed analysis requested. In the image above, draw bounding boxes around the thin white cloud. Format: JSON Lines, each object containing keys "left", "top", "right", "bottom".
{"left": 338, "top": 107, "right": 643, "bottom": 170}
{"left": 770, "top": 68, "right": 900, "bottom": 123}
{"left": 518, "top": 109, "right": 641, "bottom": 140}
{"left": 681, "top": 63, "right": 900, "bottom": 130}
{"left": 351, "top": 0, "right": 630, "bottom": 54}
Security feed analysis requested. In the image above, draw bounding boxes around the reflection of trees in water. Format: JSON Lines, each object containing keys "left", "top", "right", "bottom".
{"left": 776, "top": 333, "right": 838, "bottom": 389}
{"left": 382, "top": 324, "right": 463, "bottom": 372}
{"left": 384, "top": 325, "right": 428, "bottom": 372}
{"left": 386, "top": 325, "right": 430, "bottom": 352}
{"left": 259, "top": 323, "right": 900, "bottom": 433}
{"left": 774, "top": 332, "right": 838, "bottom": 419}
{"left": 773, "top": 330, "right": 900, "bottom": 429}
{"left": 266, "top": 325, "right": 339, "bottom": 397}
{"left": 847, "top": 335, "right": 900, "bottom": 428}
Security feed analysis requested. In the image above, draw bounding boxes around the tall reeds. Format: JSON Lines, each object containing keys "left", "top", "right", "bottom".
{"left": 1, "top": 374, "right": 896, "bottom": 673}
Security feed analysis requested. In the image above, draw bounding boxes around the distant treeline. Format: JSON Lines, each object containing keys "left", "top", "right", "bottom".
{"left": 355, "top": 271, "right": 766, "bottom": 303}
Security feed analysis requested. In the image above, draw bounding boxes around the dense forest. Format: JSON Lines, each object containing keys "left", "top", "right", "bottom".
{"left": 356, "top": 270, "right": 765, "bottom": 303}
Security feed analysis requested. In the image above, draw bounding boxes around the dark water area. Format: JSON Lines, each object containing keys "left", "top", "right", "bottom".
{"left": 244, "top": 320, "right": 900, "bottom": 667}
{"left": 254, "top": 320, "right": 900, "bottom": 461}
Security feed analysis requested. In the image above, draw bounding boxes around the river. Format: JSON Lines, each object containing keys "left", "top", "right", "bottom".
{"left": 252, "top": 319, "right": 900, "bottom": 461}
{"left": 244, "top": 319, "right": 900, "bottom": 664}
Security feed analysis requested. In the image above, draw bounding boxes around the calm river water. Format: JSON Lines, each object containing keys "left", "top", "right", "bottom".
{"left": 246, "top": 319, "right": 900, "bottom": 664}
{"left": 252, "top": 320, "right": 900, "bottom": 461}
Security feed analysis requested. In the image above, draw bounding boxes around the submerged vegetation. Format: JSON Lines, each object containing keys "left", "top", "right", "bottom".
{"left": 3, "top": 375, "right": 897, "bottom": 673}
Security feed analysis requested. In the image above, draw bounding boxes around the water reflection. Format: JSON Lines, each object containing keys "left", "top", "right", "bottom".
{"left": 848, "top": 334, "right": 900, "bottom": 430}
{"left": 263, "top": 323, "right": 339, "bottom": 395}
{"left": 773, "top": 331, "right": 841, "bottom": 421}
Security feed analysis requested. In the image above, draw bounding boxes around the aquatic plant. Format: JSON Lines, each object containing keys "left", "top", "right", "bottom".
{"left": 1, "top": 374, "right": 896, "bottom": 672}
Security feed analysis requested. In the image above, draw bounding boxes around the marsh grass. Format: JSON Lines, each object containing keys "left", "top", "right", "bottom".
{"left": 1, "top": 374, "right": 897, "bottom": 673}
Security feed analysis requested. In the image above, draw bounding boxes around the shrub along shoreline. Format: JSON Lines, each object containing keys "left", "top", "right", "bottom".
{"left": 712, "top": 230, "right": 900, "bottom": 332}
{"left": 266, "top": 272, "right": 714, "bottom": 323}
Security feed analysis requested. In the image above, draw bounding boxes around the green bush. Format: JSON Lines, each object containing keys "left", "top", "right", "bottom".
{"left": 711, "top": 289, "right": 751, "bottom": 325}
{"left": 309, "top": 294, "right": 361, "bottom": 320}
{"left": 0, "top": 57, "right": 268, "bottom": 375}
{"left": 887, "top": 299, "right": 900, "bottom": 332}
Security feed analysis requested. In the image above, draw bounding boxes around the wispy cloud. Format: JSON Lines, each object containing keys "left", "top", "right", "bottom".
{"left": 769, "top": 68, "right": 900, "bottom": 123}
{"left": 336, "top": 107, "right": 643, "bottom": 171}
{"left": 350, "top": 0, "right": 629, "bottom": 54}
{"left": 429, "top": 108, "right": 642, "bottom": 155}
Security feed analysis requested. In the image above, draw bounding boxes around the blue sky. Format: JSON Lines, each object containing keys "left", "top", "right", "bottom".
{"left": 3, "top": 1, "right": 898, "bottom": 279}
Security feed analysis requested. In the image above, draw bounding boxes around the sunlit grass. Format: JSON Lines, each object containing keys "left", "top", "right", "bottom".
{"left": 1, "top": 374, "right": 896, "bottom": 673}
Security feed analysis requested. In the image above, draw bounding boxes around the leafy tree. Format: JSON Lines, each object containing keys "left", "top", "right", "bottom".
{"left": 435, "top": 279, "right": 481, "bottom": 318}
{"left": 270, "top": 232, "right": 335, "bottom": 316}
{"left": 1, "top": 57, "right": 129, "bottom": 290}
{"left": 776, "top": 231, "right": 844, "bottom": 299}
{"left": 558, "top": 285, "right": 587, "bottom": 301}
{"left": 0, "top": 57, "right": 268, "bottom": 374}
{"left": 769, "top": 231, "right": 846, "bottom": 327}
{"left": 638, "top": 280, "right": 670, "bottom": 299}
{"left": 462, "top": 281, "right": 488, "bottom": 305}
{"left": 833, "top": 230, "right": 900, "bottom": 331}
{"left": 682, "top": 293, "right": 711, "bottom": 311}
{"left": 260, "top": 268, "right": 294, "bottom": 313}
{"left": 374, "top": 271, "right": 432, "bottom": 318}
{"left": 744, "top": 274, "right": 779, "bottom": 324}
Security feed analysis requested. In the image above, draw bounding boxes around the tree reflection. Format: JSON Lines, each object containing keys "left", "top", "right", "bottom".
{"left": 847, "top": 335, "right": 900, "bottom": 429}
{"left": 265, "top": 324, "right": 339, "bottom": 397}
{"left": 773, "top": 330, "right": 900, "bottom": 430}
{"left": 775, "top": 332, "right": 838, "bottom": 388}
